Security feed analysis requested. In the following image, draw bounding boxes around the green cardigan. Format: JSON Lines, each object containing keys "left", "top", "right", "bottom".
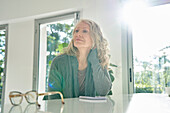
{"left": 45, "top": 49, "right": 112, "bottom": 99}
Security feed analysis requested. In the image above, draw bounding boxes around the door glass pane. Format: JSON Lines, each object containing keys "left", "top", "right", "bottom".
{"left": 39, "top": 18, "right": 75, "bottom": 92}
{"left": 132, "top": 4, "right": 170, "bottom": 93}
{"left": 0, "top": 29, "right": 6, "bottom": 110}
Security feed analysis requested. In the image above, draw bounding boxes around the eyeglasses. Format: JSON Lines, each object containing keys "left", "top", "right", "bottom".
{"left": 9, "top": 90, "right": 65, "bottom": 108}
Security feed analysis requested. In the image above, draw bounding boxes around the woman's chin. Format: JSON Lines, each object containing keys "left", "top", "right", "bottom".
{"left": 74, "top": 43, "right": 83, "bottom": 47}
{"left": 74, "top": 43, "right": 91, "bottom": 49}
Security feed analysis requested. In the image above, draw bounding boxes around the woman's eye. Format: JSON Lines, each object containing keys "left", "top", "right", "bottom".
{"left": 75, "top": 30, "right": 79, "bottom": 33}
{"left": 83, "top": 30, "right": 88, "bottom": 33}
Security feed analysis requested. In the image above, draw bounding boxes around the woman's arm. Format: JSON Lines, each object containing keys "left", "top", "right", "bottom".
{"left": 44, "top": 59, "right": 64, "bottom": 100}
{"left": 88, "top": 49, "right": 112, "bottom": 96}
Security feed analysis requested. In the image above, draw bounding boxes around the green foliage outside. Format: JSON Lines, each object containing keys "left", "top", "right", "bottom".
{"left": 0, "top": 30, "right": 6, "bottom": 103}
{"left": 108, "top": 63, "right": 117, "bottom": 95}
{"left": 46, "top": 22, "right": 74, "bottom": 66}
{"left": 134, "top": 46, "right": 170, "bottom": 93}
{"left": 45, "top": 21, "right": 74, "bottom": 91}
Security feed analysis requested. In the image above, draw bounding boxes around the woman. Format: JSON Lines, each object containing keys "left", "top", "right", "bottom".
{"left": 47, "top": 19, "right": 112, "bottom": 99}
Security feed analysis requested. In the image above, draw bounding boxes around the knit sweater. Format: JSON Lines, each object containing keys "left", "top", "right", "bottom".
{"left": 44, "top": 49, "right": 112, "bottom": 99}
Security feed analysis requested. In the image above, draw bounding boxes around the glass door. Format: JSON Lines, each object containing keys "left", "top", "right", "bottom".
{"left": 131, "top": 4, "right": 170, "bottom": 93}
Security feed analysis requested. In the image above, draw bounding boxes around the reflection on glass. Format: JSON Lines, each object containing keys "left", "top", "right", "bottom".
{"left": 9, "top": 96, "right": 114, "bottom": 113}
{"left": 9, "top": 105, "right": 22, "bottom": 113}
{"left": 24, "top": 104, "right": 37, "bottom": 113}
{"left": 9, "top": 103, "right": 64, "bottom": 113}
{"left": 9, "top": 104, "right": 38, "bottom": 113}
{"left": 46, "top": 96, "right": 115, "bottom": 113}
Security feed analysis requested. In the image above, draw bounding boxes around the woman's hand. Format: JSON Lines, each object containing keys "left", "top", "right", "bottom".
{"left": 87, "top": 48, "right": 98, "bottom": 62}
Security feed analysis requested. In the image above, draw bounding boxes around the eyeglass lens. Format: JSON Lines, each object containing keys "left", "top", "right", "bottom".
{"left": 25, "top": 91, "right": 37, "bottom": 104}
{"left": 10, "top": 92, "right": 23, "bottom": 105}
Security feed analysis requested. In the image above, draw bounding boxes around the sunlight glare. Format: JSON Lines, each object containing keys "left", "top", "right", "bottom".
{"left": 122, "top": 1, "right": 149, "bottom": 27}
{"left": 133, "top": 4, "right": 170, "bottom": 61}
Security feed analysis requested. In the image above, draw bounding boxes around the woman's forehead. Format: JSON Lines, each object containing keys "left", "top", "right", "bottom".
{"left": 76, "top": 22, "right": 90, "bottom": 29}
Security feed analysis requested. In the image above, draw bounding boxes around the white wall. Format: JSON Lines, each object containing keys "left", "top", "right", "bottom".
{"left": 0, "top": 0, "right": 123, "bottom": 105}
{"left": 5, "top": 20, "right": 35, "bottom": 104}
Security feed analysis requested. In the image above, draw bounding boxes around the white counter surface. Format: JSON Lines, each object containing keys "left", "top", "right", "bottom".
{"left": 3, "top": 93, "right": 170, "bottom": 113}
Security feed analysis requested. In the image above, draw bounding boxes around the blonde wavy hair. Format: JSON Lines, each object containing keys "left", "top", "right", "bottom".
{"left": 63, "top": 19, "right": 110, "bottom": 69}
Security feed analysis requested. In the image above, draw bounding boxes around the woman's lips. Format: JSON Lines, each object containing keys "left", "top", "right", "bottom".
{"left": 75, "top": 38, "right": 83, "bottom": 42}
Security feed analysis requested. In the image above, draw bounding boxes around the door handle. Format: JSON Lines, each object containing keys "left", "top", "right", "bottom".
{"left": 130, "top": 68, "right": 132, "bottom": 82}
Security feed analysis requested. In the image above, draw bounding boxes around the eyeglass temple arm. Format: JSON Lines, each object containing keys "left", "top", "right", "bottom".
{"left": 38, "top": 92, "right": 65, "bottom": 104}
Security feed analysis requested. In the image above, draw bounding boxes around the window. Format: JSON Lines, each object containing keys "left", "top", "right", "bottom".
{"left": 132, "top": 4, "right": 170, "bottom": 93}
{"left": 123, "top": 1, "right": 170, "bottom": 94}
{"left": 0, "top": 24, "right": 8, "bottom": 112}
{"left": 33, "top": 12, "right": 80, "bottom": 92}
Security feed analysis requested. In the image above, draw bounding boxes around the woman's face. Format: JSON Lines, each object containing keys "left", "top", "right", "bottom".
{"left": 73, "top": 22, "right": 93, "bottom": 49}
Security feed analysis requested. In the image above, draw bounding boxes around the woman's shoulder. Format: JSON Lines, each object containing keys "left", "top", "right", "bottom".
{"left": 53, "top": 54, "right": 68, "bottom": 61}
{"left": 52, "top": 54, "right": 76, "bottom": 63}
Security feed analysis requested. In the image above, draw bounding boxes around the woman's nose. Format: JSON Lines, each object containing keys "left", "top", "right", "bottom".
{"left": 77, "top": 31, "right": 82, "bottom": 37}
